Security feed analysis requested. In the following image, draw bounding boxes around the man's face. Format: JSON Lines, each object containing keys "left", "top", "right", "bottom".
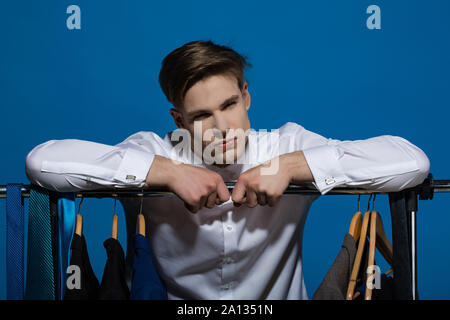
{"left": 170, "top": 73, "right": 251, "bottom": 166}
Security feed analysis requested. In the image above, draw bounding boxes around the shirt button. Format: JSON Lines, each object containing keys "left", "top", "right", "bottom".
{"left": 226, "top": 225, "right": 233, "bottom": 231}
{"left": 325, "top": 177, "right": 335, "bottom": 185}
{"left": 224, "top": 257, "right": 234, "bottom": 264}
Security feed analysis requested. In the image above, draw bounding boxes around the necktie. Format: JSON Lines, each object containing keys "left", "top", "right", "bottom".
{"left": 25, "top": 185, "right": 55, "bottom": 299}
{"left": 6, "top": 183, "right": 25, "bottom": 300}
{"left": 57, "top": 193, "right": 76, "bottom": 299}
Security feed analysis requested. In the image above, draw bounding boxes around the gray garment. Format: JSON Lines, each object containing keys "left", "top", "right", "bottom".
{"left": 312, "top": 233, "right": 357, "bottom": 300}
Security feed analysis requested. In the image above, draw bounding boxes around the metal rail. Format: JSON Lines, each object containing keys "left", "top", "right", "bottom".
{"left": 0, "top": 179, "right": 448, "bottom": 198}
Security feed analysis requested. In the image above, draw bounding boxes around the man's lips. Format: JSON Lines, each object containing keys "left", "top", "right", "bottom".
{"left": 220, "top": 137, "right": 236, "bottom": 150}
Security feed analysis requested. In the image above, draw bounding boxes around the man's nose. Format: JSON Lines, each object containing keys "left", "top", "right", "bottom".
{"left": 213, "top": 115, "right": 229, "bottom": 138}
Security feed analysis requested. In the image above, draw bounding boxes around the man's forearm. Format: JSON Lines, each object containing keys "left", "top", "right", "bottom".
{"left": 25, "top": 138, "right": 154, "bottom": 192}
{"left": 145, "top": 155, "right": 178, "bottom": 188}
{"left": 300, "top": 135, "right": 430, "bottom": 194}
{"left": 280, "top": 151, "right": 314, "bottom": 185}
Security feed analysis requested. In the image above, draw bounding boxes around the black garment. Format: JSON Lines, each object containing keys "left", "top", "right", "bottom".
{"left": 354, "top": 265, "right": 394, "bottom": 300}
{"left": 99, "top": 238, "right": 130, "bottom": 300}
{"left": 368, "top": 274, "right": 394, "bottom": 300}
{"left": 388, "top": 192, "right": 413, "bottom": 299}
{"left": 313, "top": 233, "right": 374, "bottom": 300}
{"left": 64, "top": 234, "right": 100, "bottom": 300}
{"left": 312, "top": 234, "right": 357, "bottom": 300}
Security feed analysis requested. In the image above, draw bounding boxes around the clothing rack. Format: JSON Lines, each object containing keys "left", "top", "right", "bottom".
{"left": 1, "top": 174, "right": 448, "bottom": 300}
{"left": 1, "top": 176, "right": 448, "bottom": 198}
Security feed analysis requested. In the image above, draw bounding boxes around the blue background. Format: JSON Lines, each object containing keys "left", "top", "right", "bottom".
{"left": 1, "top": 0, "right": 449, "bottom": 299}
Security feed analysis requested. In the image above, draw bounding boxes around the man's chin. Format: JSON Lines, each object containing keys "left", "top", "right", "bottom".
{"left": 200, "top": 140, "right": 247, "bottom": 166}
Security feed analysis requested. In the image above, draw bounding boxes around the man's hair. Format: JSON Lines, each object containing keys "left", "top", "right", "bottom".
{"left": 159, "top": 40, "right": 252, "bottom": 110}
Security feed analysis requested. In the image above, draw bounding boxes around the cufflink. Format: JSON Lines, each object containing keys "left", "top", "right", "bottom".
{"left": 126, "top": 175, "right": 136, "bottom": 181}
{"left": 325, "top": 177, "right": 335, "bottom": 185}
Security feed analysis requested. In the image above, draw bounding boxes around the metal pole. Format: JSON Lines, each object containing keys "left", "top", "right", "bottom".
{"left": 1, "top": 179, "right": 450, "bottom": 198}
{"left": 411, "top": 209, "right": 417, "bottom": 300}
{"left": 0, "top": 183, "right": 389, "bottom": 198}
{"left": 406, "top": 190, "right": 418, "bottom": 300}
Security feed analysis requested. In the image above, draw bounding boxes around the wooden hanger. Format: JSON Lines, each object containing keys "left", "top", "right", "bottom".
{"left": 112, "top": 195, "right": 118, "bottom": 240}
{"left": 367, "top": 211, "right": 394, "bottom": 300}
{"left": 365, "top": 210, "right": 378, "bottom": 300}
{"left": 368, "top": 194, "right": 394, "bottom": 280}
{"left": 347, "top": 194, "right": 396, "bottom": 300}
{"left": 364, "top": 195, "right": 394, "bottom": 300}
{"left": 75, "top": 214, "right": 83, "bottom": 236}
{"left": 112, "top": 214, "right": 118, "bottom": 239}
{"left": 137, "top": 193, "right": 145, "bottom": 236}
{"left": 347, "top": 210, "right": 363, "bottom": 300}
{"left": 368, "top": 194, "right": 393, "bottom": 265}
{"left": 75, "top": 195, "right": 84, "bottom": 236}
{"left": 372, "top": 211, "right": 393, "bottom": 266}
{"left": 349, "top": 195, "right": 362, "bottom": 241}
{"left": 346, "top": 210, "right": 371, "bottom": 300}
{"left": 349, "top": 211, "right": 362, "bottom": 242}
{"left": 138, "top": 214, "right": 146, "bottom": 236}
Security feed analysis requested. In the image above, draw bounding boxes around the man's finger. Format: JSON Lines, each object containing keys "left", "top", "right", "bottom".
{"left": 217, "top": 180, "right": 231, "bottom": 203}
{"left": 256, "top": 192, "right": 267, "bottom": 206}
{"left": 267, "top": 195, "right": 281, "bottom": 207}
{"left": 231, "top": 179, "right": 246, "bottom": 204}
{"left": 198, "top": 195, "right": 208, "bottom": 210}
{"left": 206, "top": 192, "right": 217, "bottom": 209}
{"left": 233, "top": 194, "right": 245, "bottom": 207}
{"left": 184, "top": 202, "right": 198, "bottom": 214}
{"left": 246, "top": 189, "right": 258, "bottom": 208}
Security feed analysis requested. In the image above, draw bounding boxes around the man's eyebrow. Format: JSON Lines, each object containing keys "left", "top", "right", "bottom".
{"left": 187, "top": 94, "right": 240, "bottom": 117}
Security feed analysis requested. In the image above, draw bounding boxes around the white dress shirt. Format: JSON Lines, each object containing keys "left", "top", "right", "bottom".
{"left": 25, "top": 122, "right": 430, "bottom": 299}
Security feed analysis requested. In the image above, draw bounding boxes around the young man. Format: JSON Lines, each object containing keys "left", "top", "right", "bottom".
{"left": 25, "top": 40, "right": 430, "bottom": 299}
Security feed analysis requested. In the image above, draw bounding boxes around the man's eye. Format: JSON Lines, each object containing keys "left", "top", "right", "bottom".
{"left": 224, "top": 101, "right": 236, "bottom": 109}
{"left": 194, "top": 114, "right": 208, "bottom": 121}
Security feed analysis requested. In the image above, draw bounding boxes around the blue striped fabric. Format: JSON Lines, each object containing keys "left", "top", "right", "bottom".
{"left": 57, "top": 193, "right": 76, "bottom": 299}
{"left": 25, "top": 185, "right": 55, "bottom": 300}
{"left": 6, "top": 183, "right": 25, "bottom": 300}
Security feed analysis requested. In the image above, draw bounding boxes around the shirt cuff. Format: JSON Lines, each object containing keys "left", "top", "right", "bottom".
{"left": 302, "top": 144, "right": 347, "bottom": 194}
{"left": 113, "top": 148, "right": 155, "bottom": 186}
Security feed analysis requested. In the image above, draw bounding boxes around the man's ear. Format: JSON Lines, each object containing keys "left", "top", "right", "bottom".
{"left": 169, "top": 108, "right": 185, "bottom": 129}
{"left": 242, "top": 82, "right": 251, "bottom": 111}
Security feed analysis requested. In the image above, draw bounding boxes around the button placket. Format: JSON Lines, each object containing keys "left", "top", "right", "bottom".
{"left": 220, "top": 209, "right": 236, "bottom": 299}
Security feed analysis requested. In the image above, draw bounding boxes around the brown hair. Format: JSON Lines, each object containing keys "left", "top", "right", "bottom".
{"left": 159, "top": 40, "right": 252, "bottom": 110}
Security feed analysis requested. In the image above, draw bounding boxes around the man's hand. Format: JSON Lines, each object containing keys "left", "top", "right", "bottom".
{"left": 146, "top": 155, "right": 230, "bottom": 213}
{"left": 231, "top": 151, "right": 314, "bottom": 208}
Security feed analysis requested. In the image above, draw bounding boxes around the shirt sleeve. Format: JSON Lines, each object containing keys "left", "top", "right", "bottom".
{"left": 284, "top": 122, "right": 431, "bottom": 195}
{"left": 25, "top": 131, "right": 170, "bottom": 192}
